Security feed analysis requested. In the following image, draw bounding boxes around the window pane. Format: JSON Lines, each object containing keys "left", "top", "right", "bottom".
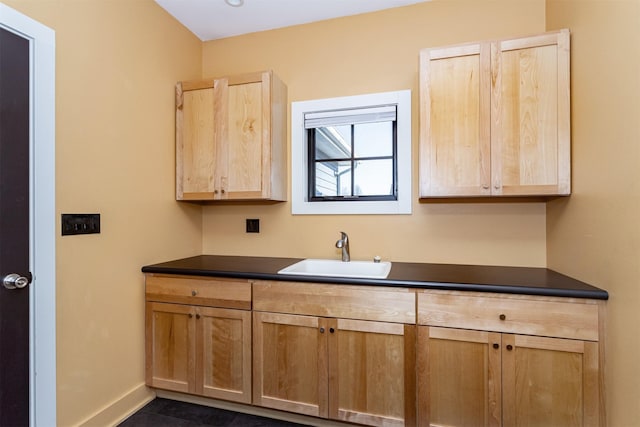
{"left": 354, "top": 159, "right": 394, "bottom": 196}
{"left": 314, "top": 126, "right": 351, "bottom": 160}
{"left": 314, "top": 162, "right": 336, "bottom": 196}
{"left": 314, "top": 161, "right": 352, "bottom": 197}
{"left": 354, "top": 121, "right": 393, "bottom": 157}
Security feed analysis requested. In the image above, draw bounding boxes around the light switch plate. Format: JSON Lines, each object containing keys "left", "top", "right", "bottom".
{"left": 61, "top": 214, "right": 100, "bottom": 236}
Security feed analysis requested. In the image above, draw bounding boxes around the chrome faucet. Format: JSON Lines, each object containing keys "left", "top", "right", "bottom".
{"left": 335, "top": 231, "right": 350, "bottom": 262}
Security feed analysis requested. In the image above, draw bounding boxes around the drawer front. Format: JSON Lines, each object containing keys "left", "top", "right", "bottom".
{"left": 418, "top": 291, "right": 599, "bottom": 341}
{"left": 145, "top": 274, "right": 251, "bottom": 309}
{"left": 253, "top": 280, "right": 415, "bottom": 324}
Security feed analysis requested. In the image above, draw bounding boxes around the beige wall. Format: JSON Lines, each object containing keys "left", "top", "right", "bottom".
{"left": 200, "top": 0, "right": 549, "bottom": 266}
{"left": 546, "top": 1, "right": 640, "bottom": 425}
{"left": 2, "top": 0, "right": 203, "bottom": 425}
{"left": 203, "top": 0, "right": 546, "bottom": 266}
{"left": 6, "top": 0, "right": 636, "bottom": 425}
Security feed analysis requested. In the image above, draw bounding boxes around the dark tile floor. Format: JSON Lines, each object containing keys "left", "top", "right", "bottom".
{"left": 118, "top": 398, "right": 310, "bottom": 427}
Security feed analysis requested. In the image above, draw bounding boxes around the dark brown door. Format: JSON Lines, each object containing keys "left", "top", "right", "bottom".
{"left": 0, "top": 26, "right": 31, "bottom": 426}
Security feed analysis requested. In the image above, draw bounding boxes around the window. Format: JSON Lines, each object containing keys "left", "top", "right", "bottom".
{"left": 307, "top": 106, "right": 397, "bottom": 201}
{"left": 291, "top": 90, "right": 411, "bottom": 215}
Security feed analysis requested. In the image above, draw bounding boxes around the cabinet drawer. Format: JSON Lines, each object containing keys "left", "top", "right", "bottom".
{"left": 253, "top": 280, "right": 415, "bottom": 324}
{"left": 418, "top": 291, "right": 599, "bottom": 341}
{"left": 145, "top": 274, "right": 251, "bottom": 309}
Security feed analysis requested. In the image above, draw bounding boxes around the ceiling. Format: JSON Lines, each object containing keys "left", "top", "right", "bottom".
{"left": 155, "top": 0, "right": 430, "bottom": 41}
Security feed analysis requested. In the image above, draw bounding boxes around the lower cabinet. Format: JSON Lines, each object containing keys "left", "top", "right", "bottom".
{"left": 146, "top": 302, "right": 252, "bottom": 403}
{"left": 144, "top": 276, "right": 605, "bottom": 427}
{"left": 145, "top": 274, "right": 252, "bottom": 404}
{"left": 417, "top": 290, "right": 604, "bottom": 427}
{"left": 253, "top": 311, "right": 416, "bottom": 426}
{"left": 252, "top": 280, "right": 417, "bottom": 427}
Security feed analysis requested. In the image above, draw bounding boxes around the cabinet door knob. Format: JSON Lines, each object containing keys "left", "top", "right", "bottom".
{"left": 493, "top": 343, "right": 499, "bottom": 349}
{"left": 506, "top": 344, "right": 513, "bottom": 351}
{"left": 214, "top": 190, "right": 219, "bottom": 194}
{"left": 319, "top": 327, "right": 325, "bottom": 333}
{"left": 196, "top": 313, "right": 201, "bottom": 319}
{"left": 329, "top": 327, "right": 335, "bottom": 333}
{"left": 482, "top": 184, "right": 489, "bottom": 190}
{"left": 192, "top": 290, "right": 198, "bottom": 296}
{"left": 499, "top": 314, "right": 506, "bottom": 321}
{"left": 221, "top": 189, "right": 226, "bottom": 194}
{"left": 188, "top": 313, "right": 193, "bottom": 318}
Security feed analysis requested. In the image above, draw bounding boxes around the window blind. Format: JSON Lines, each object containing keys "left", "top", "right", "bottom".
{"left": 304, "top": 105, "right": 397, "bottom": 129}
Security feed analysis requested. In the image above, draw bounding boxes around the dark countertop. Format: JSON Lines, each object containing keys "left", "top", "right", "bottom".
{"left": 141, "top": 255, "right": 608, "bottom": 300}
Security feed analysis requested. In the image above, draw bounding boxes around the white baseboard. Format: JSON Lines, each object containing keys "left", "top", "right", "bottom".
{"left": 78, "top": 383, "right": 155, "bottom": 427}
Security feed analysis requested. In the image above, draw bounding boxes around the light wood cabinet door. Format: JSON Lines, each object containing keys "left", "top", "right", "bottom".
{"left": 330, "top": 319, "right": 416, "bottom": 427}
{"left": 176, "top": 81, "right": 218, "bottom": 199}
{"left": 492, "top": 31, "right": 571, "bottom": 196}
{"left": 418, "top": 327, "right": 601, "bottom": 427}
{"left": 217, "top": 75, "right": 268, "bottom": 200}
{"left": 253, "top": 311, "right": 329, "bottom": 418}
{"left": 417, "top": 326, "right": 501, "bottom": 427}
{"left": 176, "top": 71, "right": 287, "bottom": 201}
{"left": 196, "top": 306, "right": 252, "bottom": 403}
{"left": 419, "top": 42, "right": 491, "bottom": 197}
{"left": 419, "top": 29, "right": 570, "bottom": 198}
{"left": 146, "top": 302, "right": 196, "bottom": 394}
{"left": 502, "top": 334, "right": 600, "bottom": 427}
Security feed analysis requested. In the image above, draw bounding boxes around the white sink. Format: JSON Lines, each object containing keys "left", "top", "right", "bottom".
{"left": 278, "top": 259, "right": 392, "bottom": 279}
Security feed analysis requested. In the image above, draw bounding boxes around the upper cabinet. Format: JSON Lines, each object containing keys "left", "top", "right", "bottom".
{"left": 419, "top": 30, "right": 570, "bottom": 199}
{"left": 176, "top": 71, "right": 287, "bottom": 201}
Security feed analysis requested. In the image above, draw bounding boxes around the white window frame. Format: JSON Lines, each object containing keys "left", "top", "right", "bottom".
{"left": 291, "top": 90, "right": 412, "bottom": 215}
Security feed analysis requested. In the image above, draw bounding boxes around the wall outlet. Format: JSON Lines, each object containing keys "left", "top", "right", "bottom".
{"left": 246, "top": 218, "right": 260, "bottom": 233}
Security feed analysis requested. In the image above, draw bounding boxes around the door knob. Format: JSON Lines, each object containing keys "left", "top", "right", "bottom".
{"left": 3, "top": 273, "right": 31, "bottom": 290}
